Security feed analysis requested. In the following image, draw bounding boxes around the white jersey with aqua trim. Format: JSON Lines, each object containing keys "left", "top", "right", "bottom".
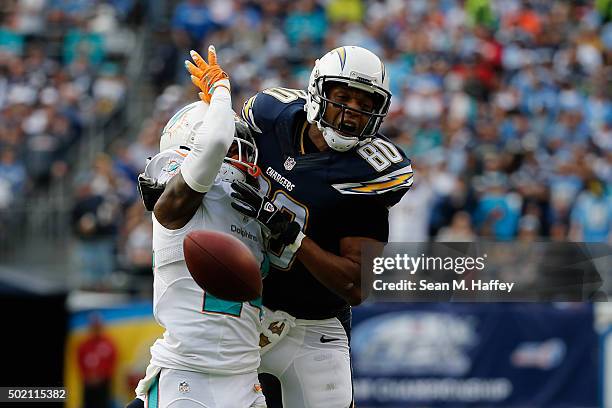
{"left": 146, "top": 148, "right": 266, "bottom": 375}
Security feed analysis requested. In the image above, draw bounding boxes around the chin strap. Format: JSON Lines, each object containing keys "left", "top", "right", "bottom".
{"left": 320, "top": 126, "right": 359, "bottom": 152}
{"left": 357, "top": 136, "right": 374, "bottom": 146}
{"left": 218, "top": 162, "right": 246, "bottom": 184}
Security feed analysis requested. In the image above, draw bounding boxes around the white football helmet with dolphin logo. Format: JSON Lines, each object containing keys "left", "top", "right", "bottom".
{"left": 159, "top": 101, "right": 258, "bottom": 183}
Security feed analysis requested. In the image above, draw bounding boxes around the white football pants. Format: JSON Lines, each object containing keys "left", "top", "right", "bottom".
{"left": 146, "top": 368, "right": 266, "bottom": 408}
{"left": 259, "top": 315, "right": 352, "bottom": 408}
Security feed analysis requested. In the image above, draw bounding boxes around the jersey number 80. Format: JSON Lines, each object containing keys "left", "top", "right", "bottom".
{"left": 357, "top": 139, "right": 403, "bottom": 172}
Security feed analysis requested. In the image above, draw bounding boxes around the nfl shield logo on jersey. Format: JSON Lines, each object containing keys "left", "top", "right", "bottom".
{"left": 178, "top": 381, "right": 190, "bottom": 393}
{"left": 284, "top": 156, "right": 296, "bottom": 171}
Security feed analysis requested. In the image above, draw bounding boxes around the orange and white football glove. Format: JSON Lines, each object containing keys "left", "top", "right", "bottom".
{"left": 185, "top": 45, "right": 230, "bottom": 104}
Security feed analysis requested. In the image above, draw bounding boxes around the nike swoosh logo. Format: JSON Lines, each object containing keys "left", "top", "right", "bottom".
{"left": 320, "top": 335, "right": 339, "bottom": 343}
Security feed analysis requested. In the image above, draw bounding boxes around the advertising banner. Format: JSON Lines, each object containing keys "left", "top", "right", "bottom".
{"left": 351, "top": 303, "right": 598, "bottom": 407}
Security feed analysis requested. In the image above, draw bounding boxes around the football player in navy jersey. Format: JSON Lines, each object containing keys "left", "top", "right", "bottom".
{"left": 188, "top": 46, "right": 413, "bottom": 407}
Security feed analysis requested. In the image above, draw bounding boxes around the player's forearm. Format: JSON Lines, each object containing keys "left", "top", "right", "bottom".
{"left": 181, "top": 88, "right": 234, "bottom": 193}
{"left": 154, "top": 172, "right": 204, "bottom": 229}
{"left": 296, "top": 237, "right": 363, "bottom": 306}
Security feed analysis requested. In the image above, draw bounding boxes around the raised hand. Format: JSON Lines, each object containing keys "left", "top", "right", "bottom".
{"left": 185, "top": 45, "right": 230, "bottom": 104}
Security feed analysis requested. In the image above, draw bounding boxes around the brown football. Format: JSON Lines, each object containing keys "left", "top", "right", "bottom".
{"left": 183, "top": 230, "right": 262, "bottom": 302}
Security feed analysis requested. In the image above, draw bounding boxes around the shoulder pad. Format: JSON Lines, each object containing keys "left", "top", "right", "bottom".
{"left": 241, "top": 88, "right": 307, "bottom": 134}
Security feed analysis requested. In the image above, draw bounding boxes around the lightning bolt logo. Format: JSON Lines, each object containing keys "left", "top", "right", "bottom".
{"left": 332, "top": 168, "right": 414, "bottom": 195}
{"left": 333, "top": 47, "right": 347, "bottom": 71}
{"left": 241, "top": 95, "right": 262, "bottom": 133}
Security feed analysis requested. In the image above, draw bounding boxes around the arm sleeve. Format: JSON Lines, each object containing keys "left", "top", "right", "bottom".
{"left": 180, "top": 87, "right": 235, "bottom": 193}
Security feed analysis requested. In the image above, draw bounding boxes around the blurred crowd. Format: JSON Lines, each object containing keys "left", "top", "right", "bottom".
{"left": 380, "top": 0, "right": 612, "bottom": 245}
{"left": 3, "top": 0, "right": 611, "bottom": 288}
{"left": 0, "top": 0, "right": 136, "bottom": 248}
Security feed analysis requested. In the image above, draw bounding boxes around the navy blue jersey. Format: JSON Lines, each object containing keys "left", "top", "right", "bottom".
{"left": 241, "top": 88, "right": 413, "bottom": 319}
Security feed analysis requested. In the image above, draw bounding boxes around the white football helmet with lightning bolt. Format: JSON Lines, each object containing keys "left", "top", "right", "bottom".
{"left": 305, "top": 46, "right": 392, "bottom": 152}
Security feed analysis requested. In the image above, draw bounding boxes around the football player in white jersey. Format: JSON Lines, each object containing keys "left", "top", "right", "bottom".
{"left": 129, "top": 46, "right": 267, "bottom": 408}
